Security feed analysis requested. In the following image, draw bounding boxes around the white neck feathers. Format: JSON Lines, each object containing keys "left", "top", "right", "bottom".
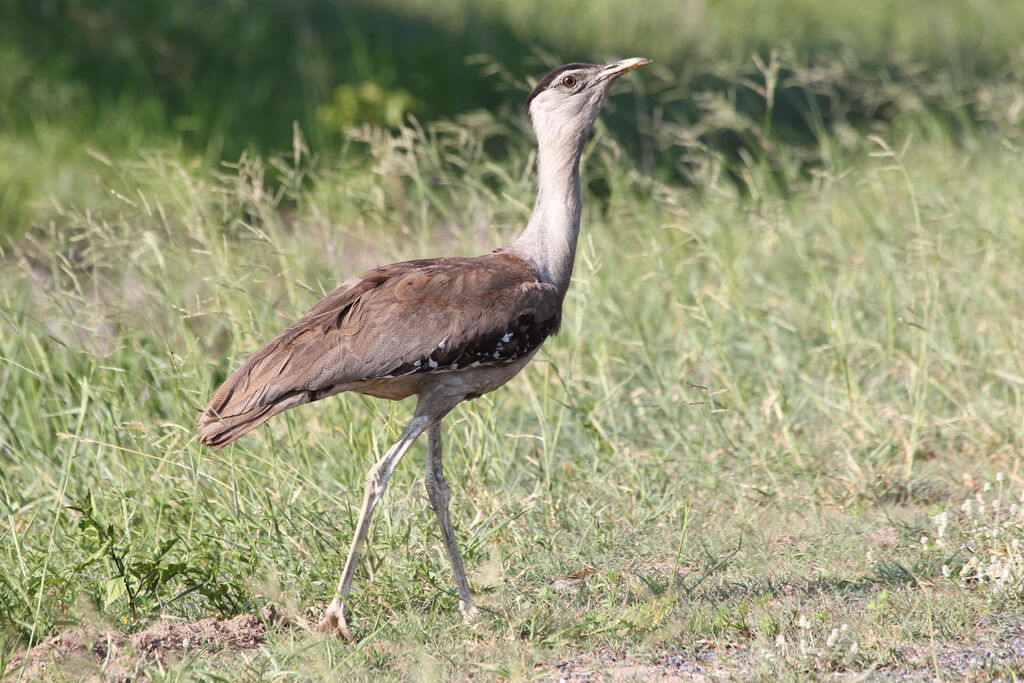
{"left": 508, "top": 124, "right": 588, "bottom": 297}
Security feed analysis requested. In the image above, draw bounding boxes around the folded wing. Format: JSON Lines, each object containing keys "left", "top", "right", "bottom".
{"left": 197, "top": 251, "right": 560, "bottom": 448}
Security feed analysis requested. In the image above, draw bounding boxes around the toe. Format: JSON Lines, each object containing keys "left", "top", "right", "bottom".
{"left": 318, "top": 601, "right": 354, "bottom": 641}
{"left": 461, "top": 602, "right": 480, "bottom": 624}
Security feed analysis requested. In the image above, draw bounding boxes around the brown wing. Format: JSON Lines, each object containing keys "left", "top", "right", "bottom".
{"left": 197, "top": 251, "right": 561, "bottom": 448}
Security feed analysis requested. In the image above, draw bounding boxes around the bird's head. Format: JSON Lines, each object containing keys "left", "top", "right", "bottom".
{"left": 526, "top": 58, "right": 651, "bottom": 145}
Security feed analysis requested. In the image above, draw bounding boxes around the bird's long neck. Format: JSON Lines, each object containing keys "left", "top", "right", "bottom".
{"left": 508, "top": 127, "right": 588, "bottom": 298}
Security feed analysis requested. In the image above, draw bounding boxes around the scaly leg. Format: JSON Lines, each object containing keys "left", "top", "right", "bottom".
{"left": 425, "top": 422, "right": 478, "bottom": 621}
{"left": 318, "top": 414, "right": 431, "bottom": 639}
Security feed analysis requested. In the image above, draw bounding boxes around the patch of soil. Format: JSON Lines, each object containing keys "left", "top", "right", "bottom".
{"left": 895, "top": 637, "right": 1024, "bottom": 679}
{"left": 5, "top": 608, "right": 283, "bottom": 682}
{"left": 548, "top": 645, "right": 749, "bottom": 681}
{"left": 546, "top": 638, "right": 1024, "bottom": 681}
{"left": 870, "top": 526, "right": 902, "bottom": 548}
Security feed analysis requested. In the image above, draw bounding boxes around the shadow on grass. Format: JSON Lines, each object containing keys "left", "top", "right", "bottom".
{"left": 3, "top": 0, "right": 1005, "bottom": 162}
{"left": 642, "top": 565, "right": 934, "bottom": 606}
{"left": 0, "top": 0, "right": 538, "bottom": 159}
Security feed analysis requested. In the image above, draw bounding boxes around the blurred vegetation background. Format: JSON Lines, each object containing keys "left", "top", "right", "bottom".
{"left": 2, "top": 0, "right": 1023, "bottom": 239}
{"left": 3, "top": 2, "right": 1024, "bottom": 674}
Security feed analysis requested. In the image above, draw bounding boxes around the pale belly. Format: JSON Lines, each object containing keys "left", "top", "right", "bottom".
{"left": 344, "top": 350, "right": 539, "bottom": 403}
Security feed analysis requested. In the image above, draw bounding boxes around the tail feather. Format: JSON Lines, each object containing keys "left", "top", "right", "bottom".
{"left": 197, "top": 389, "right": 309, "bottom": 449}
{"left": 196, "top": 315, "right": 328, "bottom": 450}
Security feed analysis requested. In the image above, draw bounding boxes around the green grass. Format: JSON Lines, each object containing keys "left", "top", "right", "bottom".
{"left": 3, "top": 1, "right": 1024, "bottom": 678}
{"left": 3, "top": 91, "right": 1024, "bottom": 677}
{"left": 3, "top": 0, "right": 1023, "bottom": 238}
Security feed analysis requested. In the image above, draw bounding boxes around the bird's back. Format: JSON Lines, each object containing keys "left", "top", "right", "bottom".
{"left": 198, "top": 250, "right": 562, "bottom": 448}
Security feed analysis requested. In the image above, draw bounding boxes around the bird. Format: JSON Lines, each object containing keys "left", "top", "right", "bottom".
{"left": 197, "top": 57, "right": 651, "bottom": 639}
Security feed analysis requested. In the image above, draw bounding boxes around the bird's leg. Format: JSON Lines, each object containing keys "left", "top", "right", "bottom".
{"left": 318, "top": 414, "right": 431, "bottom": 639}
{"left": 424, "top": 422, "right": 478, "bottom": 622}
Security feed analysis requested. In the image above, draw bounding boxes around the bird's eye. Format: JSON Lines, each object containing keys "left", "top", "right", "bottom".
{"left": 561, "top": 75, "right": 578, "bottom": 88}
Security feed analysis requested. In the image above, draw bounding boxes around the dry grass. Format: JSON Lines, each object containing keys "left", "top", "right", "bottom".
{"left": 2, "top": 24, "right": 1024, "bottom": 680}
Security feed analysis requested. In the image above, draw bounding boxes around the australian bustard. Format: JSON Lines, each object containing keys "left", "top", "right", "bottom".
{"left": 198, "top": 58, "right": 651, "bottom": 638}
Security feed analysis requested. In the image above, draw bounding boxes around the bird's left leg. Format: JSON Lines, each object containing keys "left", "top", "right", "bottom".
{"left": 424, "top": 421, "right": 478, "bottom": 622}
{"left": 318, "top": 414, "right": 430, "bottom": 639}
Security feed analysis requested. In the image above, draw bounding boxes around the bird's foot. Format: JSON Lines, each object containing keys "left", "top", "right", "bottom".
{"left": 460, "top": 601, "right": 480, "bottom": 625}
{"left": 317, "top": 598, "right": 354, "bottom": 641}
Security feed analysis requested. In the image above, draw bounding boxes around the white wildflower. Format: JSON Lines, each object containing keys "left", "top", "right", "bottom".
{"left": 934, "top": 511, "right": 949, "bottom": 538}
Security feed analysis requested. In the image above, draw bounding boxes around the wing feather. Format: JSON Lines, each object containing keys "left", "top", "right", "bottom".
{"left": 198, "top": 251, "right": 560, "bottom": 448}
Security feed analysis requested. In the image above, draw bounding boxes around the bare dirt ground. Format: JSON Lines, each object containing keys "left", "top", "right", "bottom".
{"left": 6, "top": 610, "right": 273, "bottom": 682}
{"left": 7, "top": 609, "right": 1024, "bottom": 681}
{"left": 548, "top": 639, "right": 1024, "bottom": 680}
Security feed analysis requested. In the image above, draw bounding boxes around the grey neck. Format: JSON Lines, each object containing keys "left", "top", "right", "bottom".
{"left": 508, "top": 129, "right": 587, "bottom": 297}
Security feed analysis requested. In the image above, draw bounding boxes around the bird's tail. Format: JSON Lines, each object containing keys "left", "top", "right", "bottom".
{"left": 197, "top": 345, "right": 314, "bottom": 449}
{"left": 197, "top": 278, "right": 366, "bottom": 449}
{"left": 194, "top": 385, "right": 307, "bottom": 448}
{"left": 197, "top": 389, "right": 308, "bottom": 449}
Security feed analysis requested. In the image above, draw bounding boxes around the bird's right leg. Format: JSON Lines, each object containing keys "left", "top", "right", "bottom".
{"left": 318, "top": 414, "right": 431, "bottom": 639}
{"left": 424, "top": 422, "right": 478, "bottom": 622}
